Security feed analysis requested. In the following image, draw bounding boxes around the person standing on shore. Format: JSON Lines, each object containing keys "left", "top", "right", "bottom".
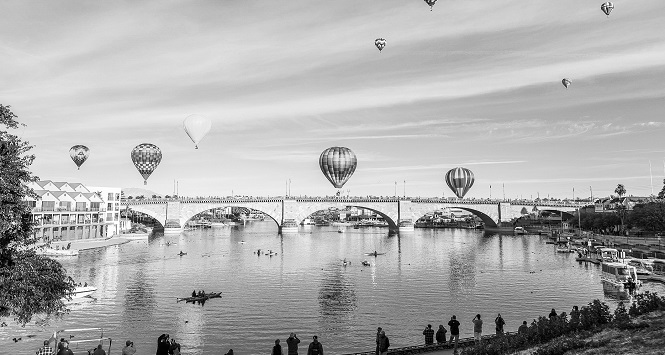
{"left": 375, "top": 327, "right": 382, "bottom": 355}
{"left": 378, "top": 330, "right": 389, "bottom": 355}
{"left": 472, "top": 314, "right": 483, "bottom": 344}
{"left": 36, "top": 339, "right": 55, "bottom": 355}
{"left": 495, "top": 313, "right": 505, "bottom": 335}
{"left": 122, "top": 340, "right": 136, "bottom": 355}
{"left": 518, "top": 321, "right": 528, "bottom": 335}
{"left": 307, "top": 336, "right": 323, "bottom": 355}
{"left": 435, "top": 325, "right": 447, "bottom": 344}
{"left": 549, "top": 309, "right": 557, "bottom": 321}
{"left": 287, "top": 333, "right": 300, "bottom": 355}
{"left": 423, "top": 324, "right": 434, "bottom": 345}
{"left": 447, "top": 316, "right": 461, "bottom": 352}
{"left": 56, "top": 342, "right": 73, "bottom": 355}
{"left": 272, "top": 339, "right": 284, "bottom": 355}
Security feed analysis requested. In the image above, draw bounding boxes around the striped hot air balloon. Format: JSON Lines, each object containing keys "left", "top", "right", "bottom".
{"left": 131, "top": 143, "right": 162, "bottom": 185}
{"left": 445, "top": 167, "right": 475, "bottom": 199}
{"left": 319, "top": 147, "right": 357, "bottom": 189}
{"left": 424, "top": 0, "right": 437, "bottom": 11}
{"left": 69, "top": 145, "right": 89, "bottom": 170}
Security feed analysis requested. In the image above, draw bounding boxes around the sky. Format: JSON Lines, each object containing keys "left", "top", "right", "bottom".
{"left": 1, "top": 0, "right": 665, "bottom": 199}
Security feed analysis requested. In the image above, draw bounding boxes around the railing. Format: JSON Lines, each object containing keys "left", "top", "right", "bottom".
{"left": 32, "top": 207, "right": 107, "bottom": 213}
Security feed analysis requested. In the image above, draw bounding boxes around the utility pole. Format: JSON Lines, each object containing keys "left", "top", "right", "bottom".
{"left": 403, "top": 180, "right": 406, "bottom": 198}
{"left": 502, "top": 183, "right": 505, "bottom": 201}
{"left": 573, "top": 187, "right": 575, "bottom": 201}
{"left": 489, "top": 185, "right": 492, "bottom": 199}
{"left": 289, "top": 179, "right": 292, "bottom": 197}
{"left": 590, "top": 186, "right": 593, "bottom": 202}
{"left": 395, "top": 181, "right": 397, "bottom": 197}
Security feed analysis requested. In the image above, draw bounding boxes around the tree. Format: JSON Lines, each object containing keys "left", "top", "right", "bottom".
{"left": 0, "top": 104, "right": 74, "bottom": 325}
{"left": 658, "top": 179, "right": 665, "bottom": 200}
{"left": 615, "top": 184, "right": 627, "bottom": 232}
{"left": 628, "top": 202, "right": 665, "bottom": 233}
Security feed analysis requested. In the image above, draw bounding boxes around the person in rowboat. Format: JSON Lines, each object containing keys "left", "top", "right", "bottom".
{"left": 192, "top": 290, "right": 196, "bottom": 298}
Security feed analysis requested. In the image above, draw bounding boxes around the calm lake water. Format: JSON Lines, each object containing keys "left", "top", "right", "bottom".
{"left": 3, "top": 222, "right": 664, "bottom": 355}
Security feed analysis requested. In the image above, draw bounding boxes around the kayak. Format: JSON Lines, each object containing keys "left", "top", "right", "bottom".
{"left": 177, "top": 292, "right": 223, "bottom": 303}
{"left": 364, "top": 252, "right": 385, "bottom": 256}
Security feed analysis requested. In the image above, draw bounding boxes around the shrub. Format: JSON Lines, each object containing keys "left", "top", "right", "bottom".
{"left": 613, "top": 301, "right": 630, "bottom": 328}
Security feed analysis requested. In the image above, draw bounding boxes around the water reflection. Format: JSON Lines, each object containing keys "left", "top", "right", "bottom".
{"left": 5, "top": 223, "right": 665, "bottom": 355}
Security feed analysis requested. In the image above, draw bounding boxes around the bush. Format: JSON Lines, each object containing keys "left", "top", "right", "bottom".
{"left": 532, "top": 336, "right": 586, "bottom": 355}
{"left": 613, "top": 301, "right": 630, "bottom": 328}
{"left": 580, "top": 299, "right": 611, "bottom": 329}
{"left": 628, "top": 291, "right": 665, "bottom": 317}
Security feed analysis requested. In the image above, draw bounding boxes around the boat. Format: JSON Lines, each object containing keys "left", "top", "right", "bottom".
{"left": 361, "top": 260, "right": 370, "bottom": 266}
{"left": 178, "top": 251, "right": 187, "bottom": 256}
{"left": 596, "top": 247, "right": 622, "bottom": 263}
{"left": 364, "top": 251, "right": 385, "bottom": 257}
{"left": 177, "top": 292, "right": 223, "bottom": 303}
{"left": 626, "top": 259, "right": 653, "bottom": 276}
{"left": 555, "top": 241, "right": 574, "bottom": 253}
{"left": 514, "top": 227, "right": 527, "bottom": 235}
{"left": 342, "top": 259, "right": 351, "bottom": 266}
{"left": 337, "top": 227, "right": 345, "bottom": 233}
{"left": 281, "top": 219, "right": 299, "bottom": 233}
{"left": 398, "top": 220, "right": 415, "bottom": 232}
{"left": 35, "top": 247, "right": 79, "bottom": 257}
{"left": 69, "top": 286, "right": 97, "bottom": 299}
{"left": 301, "top": 218, "right": 316, "bottom": 226}
{"left": 601, "top": 262, "right": 640, "bottom": 299}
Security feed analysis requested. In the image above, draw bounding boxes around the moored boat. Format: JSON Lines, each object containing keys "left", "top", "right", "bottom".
{"left": 398, "top": 219, "right": 414, "bottom": 232}
{"left": 513, "top": 226, "right": 527, "bottom": 235}
{"left": 281, "top": 219, "right": 299, "bottom": 233}
{"left": 601, "top": 262, "right": 640, "bottom": 299}
{"left": 36, "top": 247, "right": 79, "bottom": 256}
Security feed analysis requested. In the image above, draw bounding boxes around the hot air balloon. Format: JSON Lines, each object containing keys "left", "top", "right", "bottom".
{"left": 183, "top": 114, "right": 212, "bottom": 149}
{"left": 375, "top": 38, "right": 386, "bottom": 52}
{"left": 69, "top": 145, "right": 89, "bottom": 170}
{"left": 319, "top": 147, "right": 357, "bottom": 189}
{"left": 601, "top": 2, "right": 613, "bottom": 16}
{"left": 424, "top": 0, "right": 437, "bottom": 11}
{"left": 445, "top": 167, "right": 475, "bottom": 199}
{"left": 131, "top": 143, "right": 162, "bottom": 185}
{"left": 562, "top": 78, "right": 571, "bottom": 89}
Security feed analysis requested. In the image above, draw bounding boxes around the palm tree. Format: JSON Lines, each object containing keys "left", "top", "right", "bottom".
{"left": 614, "top": 184, "right": 627, "bottom": 233}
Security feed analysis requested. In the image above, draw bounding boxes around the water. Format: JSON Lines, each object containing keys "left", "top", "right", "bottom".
{"left": 3, "top": 222, "right": 664, "bottom": 355}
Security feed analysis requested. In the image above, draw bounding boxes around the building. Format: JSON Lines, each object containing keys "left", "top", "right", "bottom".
{"left": 23, "top": 180, "right": 121, "bottom": 243}
{"left": 594, "top": 196, "right": 652, "bottom": 213}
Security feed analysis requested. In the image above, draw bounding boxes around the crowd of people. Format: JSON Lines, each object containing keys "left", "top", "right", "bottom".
{"left": 34, "top": 312, "right": 538, "bottom": 355}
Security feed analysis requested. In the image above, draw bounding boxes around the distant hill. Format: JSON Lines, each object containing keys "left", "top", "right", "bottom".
{"left": 122, "top": 187, "right": 166, "bottom": 198}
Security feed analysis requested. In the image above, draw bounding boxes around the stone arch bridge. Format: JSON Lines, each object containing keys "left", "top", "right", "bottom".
{"left": 122, "top": 198, "right": 584, "bottom": 233}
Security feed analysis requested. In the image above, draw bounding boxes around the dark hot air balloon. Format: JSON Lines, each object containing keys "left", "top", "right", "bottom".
{"left": 424, "top": 0, "right": 437, "bottom": 11}
{"left": 562, "top": 78, "right": 571, "bottom": 89}
{"left": 375, "top": 38, "right": 386, "bottom": 52}
{"left": 319, "top": 147, "right": 357, "bottom": 189}
{"left": 445, "top": 167, "right": 475, "bottom": 198}
{"left": 131, "top": 143, "right": 162, "bottom": 185}
{"left": 601, "top": 2, "right": 613, "bottom": 16}
{"left": 69, "top": 145, "right": 89, "bottom": 170}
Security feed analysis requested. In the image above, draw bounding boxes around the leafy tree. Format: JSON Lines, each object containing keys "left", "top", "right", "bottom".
{"left": 658, "top": 179, "right": 665, "bottom": 199}
{"left": 628, "top": 202, "right": 665, "bottom": 233}
{"left": 0, "top": 104, "right": 74, "bottom": 325}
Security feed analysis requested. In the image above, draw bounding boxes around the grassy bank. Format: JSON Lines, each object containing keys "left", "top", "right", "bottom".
{"left": 458, "top": 292, "right": 665, "bottom": 355}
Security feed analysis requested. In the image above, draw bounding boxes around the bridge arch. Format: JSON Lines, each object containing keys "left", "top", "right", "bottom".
{"left": 125, "top": 204, "right": 167, "bottom": 228}
{"left": 409, "top": 207, "right": 498, "bottom": 228}
{"left": 287, "top": 199, "right": 400, "bottom": 232}
{"left": 179, "top": 201, "right": 283, "bottom": 229}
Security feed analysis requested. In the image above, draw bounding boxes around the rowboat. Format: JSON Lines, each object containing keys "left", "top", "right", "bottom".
{"left": 176, "top": 292, "right": 222, "bottom": 303}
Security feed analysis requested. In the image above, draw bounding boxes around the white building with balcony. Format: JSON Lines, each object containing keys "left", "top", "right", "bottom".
{"left": 23, "top": 180, "right": 121, "bottom": 243}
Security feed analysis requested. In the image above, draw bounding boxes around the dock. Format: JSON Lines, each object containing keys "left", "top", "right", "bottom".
{"left": 637, "top": 274, "right": 665, "bottom": 284}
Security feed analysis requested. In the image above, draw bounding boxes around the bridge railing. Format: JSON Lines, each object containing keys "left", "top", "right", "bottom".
{"left": 120, "top": 197, "right": 589, "bottom": 208}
